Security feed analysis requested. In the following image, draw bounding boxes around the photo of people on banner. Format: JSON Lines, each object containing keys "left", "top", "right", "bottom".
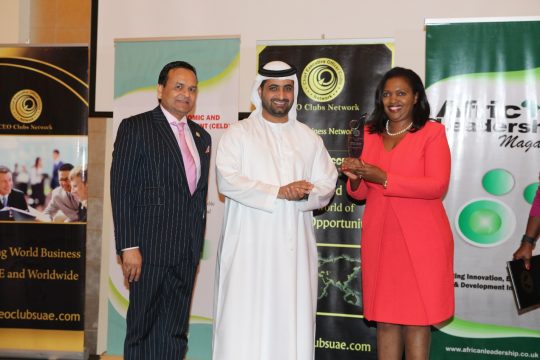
{"left": 0, "top": 136, "right": 87, "bottom": 222}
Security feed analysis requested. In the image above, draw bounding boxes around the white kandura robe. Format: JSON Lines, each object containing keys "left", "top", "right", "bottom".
{"left": 213, "top": 114, "right": 338, "bottom": 360}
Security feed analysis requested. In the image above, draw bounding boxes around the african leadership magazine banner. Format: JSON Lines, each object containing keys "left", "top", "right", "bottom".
{"left": 0, "top": 46, "right": 88, "bottom": 358}
{"left": 108, "top": 37, "right": 239, "bottom": 359}
{"left": 258, "top": 39, "right": 393, "bottom": 360}
{"left": 426, "top": 18, "right": 540, "bottom": 359}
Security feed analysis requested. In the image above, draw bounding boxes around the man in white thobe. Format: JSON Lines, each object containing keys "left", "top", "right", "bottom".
{"left": 213, "top": 61, "right": 338, "bottom": 360}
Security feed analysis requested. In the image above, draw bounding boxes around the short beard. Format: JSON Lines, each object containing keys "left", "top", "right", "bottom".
{"left": 261, "top": 99, "right": 291, "bottom": 118}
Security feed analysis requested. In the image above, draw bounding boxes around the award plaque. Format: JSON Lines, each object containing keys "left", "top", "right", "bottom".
{"left": 337, "top": 113, "right": 367, "bottom": 173}
{"left": 348, "top": 113, "right": 367, "bottom": 158}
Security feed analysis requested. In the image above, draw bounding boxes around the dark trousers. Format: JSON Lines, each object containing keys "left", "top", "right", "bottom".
{"left": 124, "top": 261, "right": 197, "bottom": 360}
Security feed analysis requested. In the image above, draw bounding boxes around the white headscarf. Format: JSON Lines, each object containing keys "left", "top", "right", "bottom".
{"left": 249, "top": 61, "right": 299, "bottom": 121}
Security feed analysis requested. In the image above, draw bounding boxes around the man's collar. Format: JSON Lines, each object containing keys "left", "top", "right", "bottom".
{"left": 160, "top": 105, "right": 187, "bottom": 124}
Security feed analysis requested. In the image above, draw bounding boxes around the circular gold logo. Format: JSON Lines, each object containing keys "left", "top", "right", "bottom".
{"left": 10, "top": 89, "right": 43, "bottom": 123}
{"left": 301, "top": 58, "right": 345, "bottom": 102}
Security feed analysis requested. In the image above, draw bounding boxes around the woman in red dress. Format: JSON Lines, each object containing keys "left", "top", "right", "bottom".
{"left": 343, "top": 67, "right": 454, "bottom": 359}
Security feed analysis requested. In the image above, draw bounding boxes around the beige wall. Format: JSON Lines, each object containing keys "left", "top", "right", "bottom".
{"left": 0, "top": 0, "right": 27, "bottom": 43}
{"left": 94, "top": 0, "right": 540, "bottom": 113}
{"left": 0, "top": 0, "right": 91, "bottom": 43}
{"left": 29, "top": 0, "right": 90, "bottom": 43}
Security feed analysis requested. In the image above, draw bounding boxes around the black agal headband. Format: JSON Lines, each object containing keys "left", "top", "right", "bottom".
{"left": 258, "top": 63, "right": 297, "bottom": 77}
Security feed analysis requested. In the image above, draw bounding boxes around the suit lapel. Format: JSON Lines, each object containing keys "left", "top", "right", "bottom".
{"left": 152, "top": 107, "right": 189, "bottom": 185}
{"left": 187, "top": 120, "right": 209, "bottom": 193}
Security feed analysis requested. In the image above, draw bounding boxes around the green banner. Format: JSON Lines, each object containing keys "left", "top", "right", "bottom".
{"left": 426, "top": 19, "right": 540, "bottom": 359}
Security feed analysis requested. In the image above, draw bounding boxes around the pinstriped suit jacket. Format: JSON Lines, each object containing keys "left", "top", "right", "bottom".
{"left": 110, "top": 106, "right": 211, "bottom": 265}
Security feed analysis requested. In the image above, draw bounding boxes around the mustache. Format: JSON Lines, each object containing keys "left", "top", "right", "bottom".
{"left": 176, "top": 95, "right": 191, "bottom": 102}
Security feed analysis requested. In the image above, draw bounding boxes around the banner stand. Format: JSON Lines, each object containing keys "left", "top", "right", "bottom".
{"left": 0, "top": 349, "right": 87, "bottom": 360}
{"left": 0, "top": 46, "right": 88, "bottom": 359}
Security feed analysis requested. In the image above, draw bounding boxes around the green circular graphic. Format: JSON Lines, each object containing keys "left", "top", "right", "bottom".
{"left": 468, "top": 209, "right": 502, "bottom": 235}
{"left": 523, "top": 182, "right": 539, "bottom": 204}
{"left": 457, "top": 199, "right": 516, "bottom": 247}
{"left": 482, "top": 169, "right": 514, "bottom": 196}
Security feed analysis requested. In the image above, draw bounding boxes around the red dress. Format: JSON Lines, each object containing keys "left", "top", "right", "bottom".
{"left": 347, "top": 121, "right": 454, "bottom": 325}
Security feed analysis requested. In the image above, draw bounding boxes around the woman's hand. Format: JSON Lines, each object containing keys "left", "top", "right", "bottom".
{"left": 342, "top": 158, "right": 363, "bottom": 180}
{"left": 343, "top": 158, "right": 387, "bottom": 186}
{"left": 513, "top": 242, "right": 534, "bottom": 270}
{"left": 355, "top": 162, "right": 387, "bottom": 186}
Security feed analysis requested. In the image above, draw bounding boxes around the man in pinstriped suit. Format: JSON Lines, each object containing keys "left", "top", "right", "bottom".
{"left": 111, "top": 61, "right": 211, "bottom": 360}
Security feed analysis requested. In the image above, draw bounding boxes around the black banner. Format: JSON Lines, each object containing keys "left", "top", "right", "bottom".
{"left": 259, "top": 41, "right": 392, "bottom": 359}
{"left": 0, "top": 224, "right": 85, "bottom": 330}
{"left": 0, "top": 46, "right": 87, "bottom": 354}
{"left": 0, "top": 47, "right": 88, "bottom": 135}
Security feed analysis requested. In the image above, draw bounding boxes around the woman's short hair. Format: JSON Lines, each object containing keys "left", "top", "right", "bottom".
{"left": 368, "top": 67, "right": 431, "bottom": 134}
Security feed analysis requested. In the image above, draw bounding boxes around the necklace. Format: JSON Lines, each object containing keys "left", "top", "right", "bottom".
{"left": 386, "top": 120, "right": 412, "bottom": 136}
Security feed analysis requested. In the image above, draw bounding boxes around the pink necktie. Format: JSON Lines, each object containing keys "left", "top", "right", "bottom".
{"left": 172, "top": 122, "right": 197, "bottom": 194}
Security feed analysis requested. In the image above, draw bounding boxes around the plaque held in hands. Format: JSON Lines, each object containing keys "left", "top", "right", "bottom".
{"left": 338, "top": 113, "right": 366, "bottom": 173}
{"left": 348, "top": 113, "right": 366, "bottom": 158}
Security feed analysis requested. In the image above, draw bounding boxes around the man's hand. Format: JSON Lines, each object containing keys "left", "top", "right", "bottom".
{"left": 122, "top": 248, "right": 142, "bottom": 282}
{"left": 278, "top": 180, "right": 314, "bottom": 201}
{"left": 513, "top": 242, "right": 534, "bottom": 270}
